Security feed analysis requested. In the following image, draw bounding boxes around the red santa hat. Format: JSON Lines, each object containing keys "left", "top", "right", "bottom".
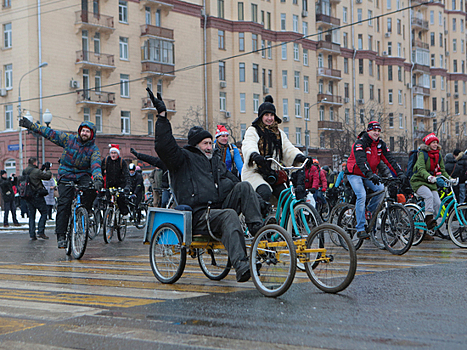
{"left": 215, "top": 125, "right": 229, "bottom": 138}
{"left": 109, "top": 144, "right": 120, "bottom": 155}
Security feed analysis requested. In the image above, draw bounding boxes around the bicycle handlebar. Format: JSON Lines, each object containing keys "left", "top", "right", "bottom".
{"left": 266, "top": 157, "right": 309, "bottom": 171}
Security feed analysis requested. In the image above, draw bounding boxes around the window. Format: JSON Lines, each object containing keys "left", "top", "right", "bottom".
{"left": 345, "top": 83, "right": 349, "bottom": 98}
{"left": 440, "top": 33, "right": 443, "bottom": 47}
{"left": 95, "top": 71, "right": 101, "bottom": 92}
{"left": 431, "top": 54, "right": 435, "bottom": 67}
{"left": 453, "top": 39, "right": 457, "bottom": 52}
{"left": 268, "top": 69, "right": 272, "bottom": 87}
{"left": 293, "top": 15, "right": 298, "bottom": 32}
{"left": 397, "top": 42, "right": 401, "bottom": 56}
{"left": 5, "top": 104, "right": 13, "bottom": 130}
{"left": 219, "top": 92, "right": 226, "bottom": 111}
{"left": 294, "top": 71, "right": 300, "bottom": 89}
{"left": 239, "top": 33, "right": 244, "bottom": 51}
{"left": 358, "top": 34, "right": 363, "bottom": 50}
{"left": 304, "top": 103, "right": 310, "bottom": 120}
{"left": 432, "top": 76, "right": 436, "bottom": 89}
{"left": 282, "top": 43, "right": 287, "bottom": 60}
{"left": 388, "top": 65, "right": 393, "bottom": 80}
{"left": 218, "top": 30, "right": 225, "bottom": 49}
{"left": 387, "top": 0, "right": 391, "bottom": 9}
{"left": 267, "top": 41, "right": 272, "bottom": 59}
{"left": 3, "top": 0, "right": 11, "bottom": 8}
{"left": 304, "top": 76, "right": 309, "bottom": 93}
{"left": 345, "top": 109, "right": 350, "bottom": 124}
{"left": 432, "top": 97, "right": 437, "bottom": 111}
{"left": 293, "top": 43, "right": 299, "bottom": 60}
{"left": 397, "top": 19, "right": 401, "bottom": 34}
{"left": 121, "top": 111, "right": 130, "bottom": 134}
{"left": 453, "top": 18, "right": 457, "bottom": 31}
{"left": 368, "top": 10, "right": 373, "bottom": 26}
{"left": 238, "top": 2, "right": 244, "bottom": 20}
{"left": 359, "top": 59, "right": 364, "bottom": 74}
{"left": 241, "top": 123, "right": 246, "bottom": 139}
{"left": 370, "top": 84, "right": 374, "bottom": 100}
{"left": 239, "top": 63, "right": 245, "bottom": 82}
{"left": 430, "top": 10, "right": 434, "bottom": 25}
{"left": 119, "top": 1, "right": 128, "bottom": 23}
{"left": 155, "top": 9, "right": 161, "bottom": 26}
{"left": 94, "top": 32, "right": 100, "bottom": 54}
{"left": 253, "top": 94, "right": 259, "bottom": 112}
{"left": 296, "top": 128, "right": 302, "bottom": 145}
{"left": 430, "top": 32, "right": 435, "bottom": 46}
{"left": 251, "top": 4, "right": 258, "bottom": 22}
{"left": 240, "top": 93, "right": 246, "bottom": 112}
{"left": 359, "top": 109, "right": 364, "bottom": 124}
{"left": 145, "top": 7, "right": 151, "bottom": 24}
{"left": 398, "top": 90, "right": 402, "bottom": 104}
{"left": 147, "top": 114, "right": 154, "bottom": 136}
{"left": 343, "top": 32, "right": 348, "bottom": 48}
{"left": 261, "top": 40, "right": 266, "bottom": 58}
{"left": 388, "top": 89, "right": 393, "bottom": 104}
{"left": 142, "top": 38, "right": 174, "bottom": 64}
{"left": 253, "top": 64, "right": 259, "bottom": 83}
{"left": 398, "top": 66, "right": 402, "bottom": 81}
{"left": 319, "top": 79, "right": 323, "bottom": 93}
{"left": 387, "top": 18, "right": 392, "bottom": 32}
{"left": 283, "top": 99, "right": 289, "bottom": 117}
{"left": 95, "top": 109, "right": 102, "bottom": 132}
{"left": 281, "top": 13, "right": 286, "bottom": 30}
{"left": 343, "top": 7, "right": 348, "bottom": 23}
{"left": 295, "top": 99, "right": 301, "bottom": 117}
{"left": 377, "top": 65, "right": 380, "bottom": 80}
{"left": 368, "top": 35, "right": 373, "bottom": 51}
{"left": 344, "top": 58, "right": 349, "bottom": 74}
{"left": 388, "top": 42, "right": 392, "bottom": 55}
{"left": 83, "top": 108, "right": 90, "bottom": 122}
{"left": 303, "top": 49, "right": 308, "bottom": 66}
{"left": 359, "top": 84, "right": 364, "bottom": 99}
{"left": 219, "top": 61, "right": 225, "bottom": 81}
{"left": 319, "top": 106, "right": 325, "bottom": 121}
{"left": 454, "top": 60, "right": 458, "bottom": 73}
{"left": 369, "top": 60, "right": 374, "bottom": 76}
{"left": 218, "top": 0, "right": 224, "bottom": 18}
{"left": 389, "top": 113, "right": 394, "bottom": 127}
{"left": 3, "top": 23, "right": 11, "bottom": 49}
{"left": 252, "top": 34, "right": 258, "bottom": 52}
{"left": 357, "top": 9, "right": 362, "bottom": 23}
{"left": 303, "top": 22, "right": 308, "bottom": 36}
{"left": 120, "top": 74, "right": 129, "bottom": 97}
{"left": 119, "top": 37, "right": 128, "bottom": 60}
{"left": 330, "top": 107, "right": 334, "bottom": 121}
{"left": 5, "top": 64, "right": 12, "bottom": 89}
{"left": 282, "top": 70, "right": 288, "bottom": 88}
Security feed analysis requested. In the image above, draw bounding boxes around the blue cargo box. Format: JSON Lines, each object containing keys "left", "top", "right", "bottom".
{"left": 144, "top": 207, "right": 193, "bottom": 246}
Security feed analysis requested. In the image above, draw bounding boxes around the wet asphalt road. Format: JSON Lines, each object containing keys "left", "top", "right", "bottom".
{"left": 0, "top": 225, "right": 466, "bottom": 349}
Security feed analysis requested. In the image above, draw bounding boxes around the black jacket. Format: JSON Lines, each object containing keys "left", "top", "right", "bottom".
{"left": 0, "top": 176, "right": 15, "bottom": 202}
{"left": 456, "top": 153, "right": 467, "bottom": 182}
{"left": 129, "top": 172, "right": 143, "bottom": 196}
{"left": 132, "top": 151, "right": 169, "bottom": 189}
{"left": 102, "top": 156, "right": 130, "bottom": 189}
{"left": 445, "top": 153, "right": 463, "bottom": 179}
{"left": 155, "top": 117, "right": 239, "bottom": 224}
{"left": 24, "top": 165, "right": 52, "bottom": 194}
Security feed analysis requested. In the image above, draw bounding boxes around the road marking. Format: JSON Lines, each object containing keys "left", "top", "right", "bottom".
{"left": 0, "top": 316, "right": 44, "bottom": 335}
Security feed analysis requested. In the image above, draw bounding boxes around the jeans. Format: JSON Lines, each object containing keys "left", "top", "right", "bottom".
{"left": 347, "top": 175, "right": 385, "bottom": 232}
{"left": 3, "top": 200, "right": 18, "bottom": 225}
{"left": 459, "top": 183, "right": 466, "bottom": 204}
{"left": 313, "top": 190, "right": 327, "bottom": 205}
{"left": 26, "top": 196, "right": 48, "bottom": 238}
{"left": 161, "top": 189, "right": 171, "bottom": 208}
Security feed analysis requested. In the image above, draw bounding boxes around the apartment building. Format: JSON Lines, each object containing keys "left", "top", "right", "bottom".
{"left": 1, "top": 0, "right": 466, "bottom": 173}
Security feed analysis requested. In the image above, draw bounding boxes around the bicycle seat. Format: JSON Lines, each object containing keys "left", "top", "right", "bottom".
{"left": 174, "top": 205, "right": 193, "bottom": 212}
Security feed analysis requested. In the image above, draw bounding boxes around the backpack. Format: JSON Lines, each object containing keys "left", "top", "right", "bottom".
{"left": 18, "top": 168, "right": 34, "bottom": 199}
{"left": 406, "top": 149, "right": 429, "bottom": 180}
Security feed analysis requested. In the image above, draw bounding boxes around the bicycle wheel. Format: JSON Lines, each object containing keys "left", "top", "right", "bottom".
{"left": 88, "top": 208, "right": 101, "bottom": 240}
{"left": 328, "top": 203, "right": 348, "bottom": 246}
{"left": 103, "top": 207, "right": 114, "bottom": 244}
{"left": 149, "top": 223, "right": 186, "bottom": 284}
{"left": 250, "top": 224, "right": 297, "bottom": 298}
{"left": 305, "top": 223, "right": 357, "bottom": 293}
{"left": 135, "top": 204, "right": 148, "bottom": 229}
{"left": 117, "top": 209, "right": 127, "bottom": 241}
{"left": 66, "top": 217, "right": 72, "bottom": 256}
{"left": 197, "top": 247, "right": 231, "bottom": 280}
{"left": 380, "top": 204, "right": 414, "bottom": 255}
{"left": 405, "top": 203, "right": 425, "bottom": 246}
{"left": 318, "top": 200, "right": 331, "bottom": 222}
{"left": 336, "top": 204, "right": 364, "bottom": 250}
{"left": 368, "top": 210, "right": 386, "bottom": 250}
{"left": 447, "top": 204, "right": 467, "bottom": 248}
{"left": 286, "top": 202, "right": 322, "bottom": 239}
{"left": 71, "top": 207, "right": 89, "bottom": 259}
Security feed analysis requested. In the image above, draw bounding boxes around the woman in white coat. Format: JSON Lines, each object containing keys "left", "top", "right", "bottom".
{"left": 242, "top": 95, "right": 306, "bottom": 202}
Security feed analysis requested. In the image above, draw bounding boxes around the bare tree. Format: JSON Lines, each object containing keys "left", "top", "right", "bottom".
{"left": 173, "top": 106, "right": 205, "bottom": 138}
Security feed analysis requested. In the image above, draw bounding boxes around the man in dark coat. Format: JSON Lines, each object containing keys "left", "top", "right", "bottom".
{"left": 128, "top": 163, "right": 144, "bottom": 208}
{"left": 151, "top": 89, "right": 262, "bottom": 283}
{"left": 453, "top": 149, "right": 467, "bottom": 203}
{"left": 0, "top": 171, "right": 20, "bottom": 227}
{"left": 445, "top": 152, "right": 463, "bottom": 201}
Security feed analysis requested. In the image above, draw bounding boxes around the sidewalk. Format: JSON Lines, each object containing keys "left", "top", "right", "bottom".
{"left": 0, "top": 208, "right": 56, "bottom": 232}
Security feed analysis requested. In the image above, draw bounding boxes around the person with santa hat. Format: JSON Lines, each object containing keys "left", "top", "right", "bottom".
{"left": 102, "top": 144, "right": 131, "bottom": 219}
{"left": 213, "top": 125, "right": 243, "bottom": 178}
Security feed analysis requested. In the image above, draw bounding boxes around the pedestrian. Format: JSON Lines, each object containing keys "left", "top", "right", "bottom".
{"left": 19, "top": 118, "right": 103, "bottom": 248}
{"left": 0, "top": 170, "right": 20, "bottom": 227}
{"left": 23, "top": 158, "right": 52, "bottom": 240}
{"left": 213, "top": 125, "right": 243, "bottom": 178}
{"left": 151, "top": 88, "right": 263, "bottom": 282}
{"left": 42, "top": 173, "right": 57, "bottom": 220}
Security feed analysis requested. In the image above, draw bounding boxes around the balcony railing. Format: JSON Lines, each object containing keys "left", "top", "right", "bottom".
{"left": 141, "top": 61, "right": 175, "bottom": 76}
{"left": 317, "top": 40, "right": 341, "bottom": 53}
{"left": 414, "top": 86, "right": 430, "bottom": 95}
{"left": 142, "top": 97, "right": 176, "bottom": 111}
{"left": 412, "top": 40, "right": 429, "bottom": 50}
{"left": 413, "top": 63, "right": 430, "bottom": 73}
{"left": 413, "top": 108, "right": 431, "bottom": 117}
{"left": 76, "top": 90, "right": 116, "bottom": 106}
{"left": 318, "top": 93, "right": 343, "bottom": 105}
{"left": 76, "top": 51, "right": 115, "bottom": 69}
{"left": 412, "top": 18, "right": 429, "bottom": 31}
{"left": 316, "top": 13, "right": 340, "bottom": 26}
{"left": 140, "top": 24, "right": 174, "bottom": 40}
{"left": 75, "top": 11, "right": 114, "bottom": 31}
{"left": 318, "top": 120, "right": 343, "bottom": 130}
{"left": 317, "top": 67, "right": 341, "bottom": 79}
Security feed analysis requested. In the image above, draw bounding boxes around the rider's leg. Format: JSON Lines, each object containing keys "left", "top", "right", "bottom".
{"left": 432, "top": 190, "right": 441, "bottom": 218}
{"left": 363, "top": 179, "right": 385, "bottom": 214}
{"left": 347, "top": 175, "right": 367, "bottom": 232}
{"left": 55, "top": 181, "right": 74, "bottom": 246}
{"left": 416, "top": 185, "right": 437, "bottom": 230}
{"left": 256, "top": 184, "right": 272, "bottom": 202}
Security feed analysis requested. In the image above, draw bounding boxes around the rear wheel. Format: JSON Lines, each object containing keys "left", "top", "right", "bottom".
{"left": 117, "top": 209, "right": 126, "bottom": 241}
{"left": 405, "top": 203, "right": 425, "bottom": 246}
{"left": 336, "top": 204, "right": 364, "bottom": 250}
{"left": 103, "top": 207, "right": 114, "bottom": 244}
{"left": 65, "top": 217, "right": 72, "bottom": 256}
{"left": 88, "top": 208, "right": 101, "bottom": 240}
{"left": 380, "top": 204, "right": 414, "bottom": 255}
{"left": 135, "top": 204, "right": 148, "bottom": 229}
{"left": 447, "top": 204, "right": 467, "bottom": 248}
{"left": 197, "top": 247, "right": 231, "bottom": 280}
{"left": 71, "top": 207, "right": 89, "bottom": 259}
{"left": 149, "top": 223, "right": 186, "bottom": 284}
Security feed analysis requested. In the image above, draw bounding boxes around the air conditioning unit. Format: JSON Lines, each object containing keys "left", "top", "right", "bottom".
{"left": 70, "top": 80, "right": 79, "bottom": 88}
{"left": 224, "top": 111, "right": 231, "bottom": 118}
{"left": 344, "top": 97, "right": 350, "bottom": 103}
{"left": 219, "top": 81, "right": 227, "bottom": 88}
{"left": 454, "top": 93, "right": 459, "bottom": 99}
{"left": 407, "top": 83, "right": 412, "bottom": 89}
{"left": 358, "top": 99, "right": 365, "bottom": 105}
{"left": 446, "top": 51, "right": 450, "bottom": 56}
{"left": 430, "top": 112, "right": 436, "bottom": 117}
{"left": 447, "top": 92, "right": 451, "bottom": 97}
{"left": 0, "top": 88, "right": 7, "bottom": 97}
{"left": 301, "top": 10, "right": 308, "bottom": 17}
{"left": 283, "top": 115, "right": 290, "bottom": 122}
{"left": 385, "top": 32, "right": 391, "bottom": 38}
{"left": 382, "top": 51, "right": 388, "bottom": 56}
{"left": 263, "top": 86, "right": 269, "bottom": 94}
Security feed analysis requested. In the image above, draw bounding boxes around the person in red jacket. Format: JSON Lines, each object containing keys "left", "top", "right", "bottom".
{"left": 305, "top": 159, "right": 328, "bottom": 205}
{"left": 346, "top": 121, "right": 406, "bottom": 239}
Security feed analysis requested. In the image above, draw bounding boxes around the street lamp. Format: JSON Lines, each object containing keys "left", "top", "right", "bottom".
{"left": 42, "top": 109, "right": 52, "bottom": 163}
{"left": 18, "top": 62, "right": 48, "bottom": 174}
{"left": 305, "top": 98, "right": 327, "bottom": 156}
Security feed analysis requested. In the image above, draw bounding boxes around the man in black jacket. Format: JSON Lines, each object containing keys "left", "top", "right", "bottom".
{"left": 128, "top": 163, "right": 144, "bottom": 209}
{"left": 151, "top": 89, "right": 262, "bottom": 283}
{"left": 0, "top": 171, "right": 20, "bottom": 227}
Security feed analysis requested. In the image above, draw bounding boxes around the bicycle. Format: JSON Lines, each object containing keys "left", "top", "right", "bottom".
{"left": 102, "top": 187, "right": 127, "bottom": 243}
{"left": 65, "top": 182, "right": 95, "bottom": 259}
{"left": 128, "top": 193, "right": 148, "bottom": 229}
{"left": 337, "top": 177, "right": 415, "bottom": 255}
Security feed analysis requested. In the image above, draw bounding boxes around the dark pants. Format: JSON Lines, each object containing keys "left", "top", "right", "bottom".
{"left": 161, "top": 189, "right": 171, "bottom": 208}
{"left": 256, "top": 183, "right": 287, "bottom": 202}
{"left": 117, "top": 193, "right": 128, "bottom": 215}
{"left": 47, "top": 205, "right": 53, "bottom": 220}
{"left": 56, "top": 176, "right": 94, "bottom": 242}
{"left": 193, "top": 182, "right": 262, "bottom": 271}
{"left": 20, "top": 198, "right": 28, "bottom": 217}
{"left": 3, "top": 200, "right": 19, "bottom": 225}
{"left": 26, "top": 196, "right": 48, "bottom": 238}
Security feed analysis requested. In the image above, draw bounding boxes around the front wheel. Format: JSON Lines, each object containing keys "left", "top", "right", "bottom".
{"left": 117, "top": 209, "right": 126, "bottom": 242}
{"left": 336, "top": 204, "right": 364, "bottom": 250}
{"left": 88, "top": 208, "right": 101, "bottom": 240}
{"left": 135, "top": 204, "right": 148, "bottom": 229}
{"left": 250, "top": 224, "right": 297, "bottom": 298}
{"left": 447, "top": 204, "right": 467, "bottom": 248}
{"left": 65, "top": 216, "right": 72, "bottom": 256}
{"left": 71, "top": 207, "right": 89, "bottom": 259}
{"left": 380, "top": 204, "right": 414, "bottom": 255}
{"left": 197, "top": 247, "right": 231, "bottom": 280}
{"left": 103, "top": 207, "right": 115, "bottom": 244}
{"left": 405, "top": 203, "right": 425, "bottom": 246}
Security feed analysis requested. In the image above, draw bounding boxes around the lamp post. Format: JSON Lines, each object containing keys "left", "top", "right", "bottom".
{"left": 18, "top": 62, "right": 48, "bottom": 174}
{"left": 305, "top": 98, "right": 327, "bottom": 156}
{"left": 42, "top": 109, "right": 52, "bottom": 163}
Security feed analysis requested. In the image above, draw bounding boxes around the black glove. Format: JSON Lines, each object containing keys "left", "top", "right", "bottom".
{"left": 398, "top": 174, "right": 407, "bottom": 183}
{"left": 305, "top": 157, "right": 313, "bottom": 169}
{"left": 41, "top": 164, "right": 46, "bottom": 171}
{"left": 250, "top": 152, "right": 267, "bottom": 168}
{"left": 44, "top": 162, "right": 51, "bottom": 170}
{"left": 19, "top": 117, "right": 33, "bottom": 129}
{"left": 146, "top": 88, "right": 166, "bottom": 115}
{"left": 368, "top": 173, "right": 381, "bottom": 185}
{"left": 123, "top": 186, "right": 131, "bottom": 194}
{"left": 93, "top": 179, "right": 103, "bottom": 191}
{"left": 130, "top": 148, "right": 138, "bottom": 157}
{"left": 310, "top": 188, "right": 316, "bottom": 194}
{"left": 294, "top": 153, "right": 307, "bottom": 164}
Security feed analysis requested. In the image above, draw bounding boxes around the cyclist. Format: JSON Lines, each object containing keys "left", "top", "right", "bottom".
{"left": 305, "top": 159, "right": 328, "bottom": 206}
{"left": 346, "top": 121, "right": 406, "bottom": 239}
{"left": 128, "top": 163, "right": 144, "bottom": 212}
{"left": 19, "top": 118, "right": 103, "bottom": 248}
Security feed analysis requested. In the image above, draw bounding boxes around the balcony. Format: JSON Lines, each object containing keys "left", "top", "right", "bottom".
{"left": 76, "top": 90, "right": 116, "bottom": 107}
{"left": 141, "top": 62, "right": 175, "bottom": 79}
{"left": 316, "top": 14, "right": 340, "bottom": 26}
{"left": 318, "top": 120, "right": 343, "bottom": 130}
{"left": 414, "top": 86, "right": 430, "bottom": 95}
{"left": 76, "top": 51, "right": 115, "bottom": 71}
{"left": 412, "top": 40, "right": 429, "bottom": 50}
{"left": 317, "top": 35, "right": 341, "bottom": 54}
{"left": 413, "top": 108, "right": 431, "bottom": 118}
{"left": 318, "top": 93, "right": 343, "bottom": 105}
{"left": 140, "top": 24, "right": 174, "bottom": 40}
{"left": 413, "top": 63, "right": 430, "bottom": 74}
{"left": 142, "top": 97, "right": 176, "bottom": 112}
{"left": 317, "top": 67, "right": 341, "bottom": 80}
{"left": 140, "top": 0, "right": 174, "bottom": 10}
{"left": 75, "top": 11, "right": 115, "bottom": 33}
{"left": 412, "top": 18, "right": 429, "bottom": 31}
{"left": 414, "top": 129, "right": 427, "bottom": 139}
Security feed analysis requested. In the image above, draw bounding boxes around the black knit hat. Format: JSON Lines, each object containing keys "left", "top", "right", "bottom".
{"left": 188, "top": 126, "right": 213, "bottom": 146}
{"left": 253, "top": 95, "right": 282, "bottom": 124}
{"left": 0, "top": 170, "right": 6, "bottom": 176}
